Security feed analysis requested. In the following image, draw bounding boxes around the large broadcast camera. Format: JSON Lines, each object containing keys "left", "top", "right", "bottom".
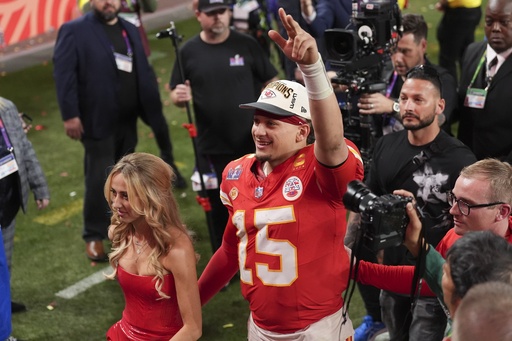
{"left": 343, "top": 180, "right": 412, "bottom": 251}
{"left": 324, "top": 0, "right": 402, "bottom": 172}
{"left": 324, "top": 0, "right": 402, "bottom": 93}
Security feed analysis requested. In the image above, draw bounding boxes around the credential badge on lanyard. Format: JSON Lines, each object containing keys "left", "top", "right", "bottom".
{"left": 0, "top": 118, "right": 19, "bottom": 180}
{"left": 464, "top": 51, "right": 489, "bottom": 109}
{"left": 114, "top": 30, "right": 133, "bottom": 73}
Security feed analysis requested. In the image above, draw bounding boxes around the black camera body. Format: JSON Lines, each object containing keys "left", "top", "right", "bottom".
{"left": 343, "top": 180, "right": 412, "bottom": 251}
{"left": 324, "top": 0, "right": 401, "bottom": 93}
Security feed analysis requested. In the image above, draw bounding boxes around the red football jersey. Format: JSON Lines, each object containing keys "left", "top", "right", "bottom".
{"left": 218, "top": 142, "right": 363, "bottom": 333}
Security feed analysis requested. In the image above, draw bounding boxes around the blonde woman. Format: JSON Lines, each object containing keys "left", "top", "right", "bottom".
{"left": 105, "top": 152, "right": 201, "bottom": 340}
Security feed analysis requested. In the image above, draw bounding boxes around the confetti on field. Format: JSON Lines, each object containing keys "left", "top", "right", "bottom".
{"left": 222, "top": 323, "right": 234, "bottom": 329}
{"left": 46, "top": 301, "right": 57, "bottom": 310}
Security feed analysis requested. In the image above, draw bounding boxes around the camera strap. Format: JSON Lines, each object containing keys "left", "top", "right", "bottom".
{"left": 410, "top": 211, "right": 427, "bottom": 311}
{"left": 387, "top": 140, "right": 443, "bottom": 191}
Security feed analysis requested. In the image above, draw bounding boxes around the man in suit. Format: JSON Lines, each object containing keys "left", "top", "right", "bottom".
{"left": 78, "top": 0, "right": 158, "bottom": 56}
{"left": 456, "top": 0, "right": 512, "bottom": 163}
{"left": 0, "top": 96, "right": 50, "bottom": 337}
{"left": 53, "top": 0, "right": 184, "bottom": 262}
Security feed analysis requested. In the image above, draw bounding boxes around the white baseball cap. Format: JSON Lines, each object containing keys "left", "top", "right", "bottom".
{"left": 240, "top": 80, "right": 311, "bottom": 121}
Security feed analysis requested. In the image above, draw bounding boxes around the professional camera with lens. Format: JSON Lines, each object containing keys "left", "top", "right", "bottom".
{"left": 343, "top": 180, "right": 412, "bottom": 251}
{"left": 324, "top": 0, "right": 402, "bottom": 93}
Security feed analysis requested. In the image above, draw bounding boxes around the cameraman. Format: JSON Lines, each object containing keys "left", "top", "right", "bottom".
{"left": 357, "top": 14, "right": 457, "bottom": 137}
{"left": 349, "top": 64, "right": 475, "bottom": 341}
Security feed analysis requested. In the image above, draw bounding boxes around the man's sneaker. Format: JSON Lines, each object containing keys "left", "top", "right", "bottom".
{"left": 354, "top": 315, "right": 387, "bottom": 341}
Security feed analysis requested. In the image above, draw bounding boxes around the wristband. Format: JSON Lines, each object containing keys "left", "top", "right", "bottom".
{"left": 297, "top": 53, "right": 333, "bottom": 100}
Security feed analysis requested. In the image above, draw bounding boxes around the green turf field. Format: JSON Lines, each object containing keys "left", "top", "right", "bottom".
{"left": 2, "top": 3, "right": 485, "bottom": 340}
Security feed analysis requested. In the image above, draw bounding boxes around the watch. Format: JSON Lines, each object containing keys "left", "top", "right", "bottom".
{"left": 392, "top": 101, "right": 400, "bottom": 115}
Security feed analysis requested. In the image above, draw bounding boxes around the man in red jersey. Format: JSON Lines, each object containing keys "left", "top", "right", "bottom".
{"left": 198, "top": 7, "right": 364, "bottom": 341}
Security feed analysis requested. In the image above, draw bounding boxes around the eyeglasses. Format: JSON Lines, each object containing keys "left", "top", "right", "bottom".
{"left": 203, "top": 8, "right": 228, "bottom": 16}
{"left": 405, "top": 64, "right": 443, "bottom": 94}
{"left": 447, "top": 191, "right": 505, "bottom": 216}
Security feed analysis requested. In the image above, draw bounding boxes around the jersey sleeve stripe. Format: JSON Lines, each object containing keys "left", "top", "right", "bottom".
{"left": 220, "top": 189, "right": 232, "bottom": 207}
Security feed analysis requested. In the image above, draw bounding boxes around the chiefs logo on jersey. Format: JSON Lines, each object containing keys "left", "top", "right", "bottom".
{"left": 229, "top": 187, "right": 239, "bottom": 200}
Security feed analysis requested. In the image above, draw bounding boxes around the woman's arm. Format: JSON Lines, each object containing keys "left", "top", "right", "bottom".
{"left": 165, "top": 232, "right": 202, "bottom": 341}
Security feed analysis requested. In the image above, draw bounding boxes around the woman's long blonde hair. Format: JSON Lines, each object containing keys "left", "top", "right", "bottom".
{"left": 104, "top": 152, "right": 191, "bottom": 298}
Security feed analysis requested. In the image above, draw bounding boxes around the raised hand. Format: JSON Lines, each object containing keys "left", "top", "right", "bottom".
{"left": 268, "top": 8, "right": 319, "bottom": 66}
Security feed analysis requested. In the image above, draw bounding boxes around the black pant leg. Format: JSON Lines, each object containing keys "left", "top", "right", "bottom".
{"left": 82, "top": 137, "right": 117, "bottom": 242}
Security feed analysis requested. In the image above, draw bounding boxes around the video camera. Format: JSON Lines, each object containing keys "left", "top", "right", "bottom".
{"left": 343, "top": 180, "right": 412, "bottom": 251}
{"left": 324, "top": 0, "right": 402, "bottom": 94}
{"left": 323, "top": 0, "right": 401, "bottom": 174}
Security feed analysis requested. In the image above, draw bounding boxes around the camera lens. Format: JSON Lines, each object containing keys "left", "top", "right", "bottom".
{"left": 343, "top": 180, "right": 377, "bottom": 213}
{"left": 331, "top": 36, "right": 354, "bottom": 60}
{"left": 325, "top": 29, "right": 356, "bottom": 62}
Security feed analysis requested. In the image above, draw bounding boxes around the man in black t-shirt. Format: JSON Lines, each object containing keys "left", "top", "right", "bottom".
{"left": 348, "top": 14, "right": 459, "bottom": 341}
{"left": 351, "top": 65, "right": 476, "bottom": 341}
{"left": 170, "top": 0, "right": 278, "bottom": 253}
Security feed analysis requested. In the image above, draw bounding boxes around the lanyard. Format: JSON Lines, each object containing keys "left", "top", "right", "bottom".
{"left": 122, "top": 30, "right": 133, "bottom": 57}
{"left": 0, "top": 118, "right": 13, "bottom": 152}
{"left": 467, "top": 50, "right": 487, "bottom": 90}
{"left": 386, "top": 71, "right": 398, "bottom": 98}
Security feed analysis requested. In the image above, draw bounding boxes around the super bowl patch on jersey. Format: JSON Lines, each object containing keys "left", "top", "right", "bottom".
{"left": 282, "top": 176, "right": 303, "bottom": 201}
{"left": 226, "top": 165, "right": 243, "bottom": 180}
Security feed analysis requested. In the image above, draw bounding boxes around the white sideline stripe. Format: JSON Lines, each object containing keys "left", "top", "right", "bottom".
{"left": 55, "top": 266, "right": 113, "bottom": 299}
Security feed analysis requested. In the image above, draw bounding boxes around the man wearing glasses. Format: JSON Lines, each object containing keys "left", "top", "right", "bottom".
{"left": 358, "top": 158, "right": 512, "bottom": 338}
{"left": 352, "top": 65, "right": 476, "bottom": 341}
{"left": 398, "top": 158, "right": 512, "bottom": 280}
{"left": 355, "top": 158, "right": 512, "bottom": 339}
{"left": 398, "top": 158, "right": 512, "bottom": 290}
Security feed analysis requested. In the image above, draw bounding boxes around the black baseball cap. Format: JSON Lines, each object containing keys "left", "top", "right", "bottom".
{"left": 198, "top": 0, "right": 233, "bottom": 13}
